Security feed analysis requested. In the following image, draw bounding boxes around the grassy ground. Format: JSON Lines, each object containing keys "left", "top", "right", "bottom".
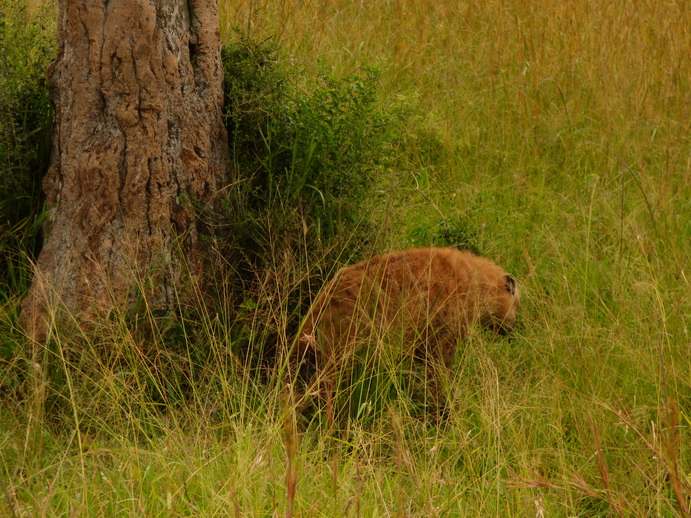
{"left": 1, "top": 0, "right": 690, "bottom": 515}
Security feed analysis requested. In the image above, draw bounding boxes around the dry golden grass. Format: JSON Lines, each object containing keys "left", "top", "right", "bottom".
{"left": 222, "top": 0, "right": 689, "bottom": 119}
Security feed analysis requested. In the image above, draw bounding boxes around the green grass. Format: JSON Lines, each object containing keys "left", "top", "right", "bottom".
{"left": 2, "top": 0, "right": 690, "bottom": 515}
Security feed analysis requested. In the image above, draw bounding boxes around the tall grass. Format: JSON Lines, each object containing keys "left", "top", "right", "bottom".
{"left": 2, "top": 0, "right": 690, "bottom": 515}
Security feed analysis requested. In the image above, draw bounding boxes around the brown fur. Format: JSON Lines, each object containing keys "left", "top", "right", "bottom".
{"left": 291, "top": 247, "right": 520, "bottom": 416}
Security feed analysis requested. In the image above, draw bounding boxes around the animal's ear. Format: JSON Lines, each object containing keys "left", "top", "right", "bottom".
{"left": 504, "top": 274, "right": 518, "bottom": 296}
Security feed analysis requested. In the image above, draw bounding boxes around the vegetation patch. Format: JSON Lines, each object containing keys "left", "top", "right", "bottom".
{"left": 0, "top": 0, "right": 53, "bottom": 300}
{"left": 216, "top": 36, "right": 403, "bottom": 269}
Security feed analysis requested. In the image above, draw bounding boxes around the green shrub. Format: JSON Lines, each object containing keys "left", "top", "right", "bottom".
{"left": 0, "top": 1, "right": 54, "bottom": 299}
{"left": 216, "top": 36, "right": 401, "bottom": 273}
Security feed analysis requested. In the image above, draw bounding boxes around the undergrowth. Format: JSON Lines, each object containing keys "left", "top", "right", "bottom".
{"left": 0, "top": 0, "right": 54, "bottom": 300}
{"left": 215, "top": 36, "right": 403, "bottom": 270}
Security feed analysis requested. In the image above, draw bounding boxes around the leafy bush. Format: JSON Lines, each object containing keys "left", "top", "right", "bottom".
{"left": 0, "top": 1, "right": 54, "bottom": 299}
{"left": 216, "top": 36, "right": 401, "bottom": 273}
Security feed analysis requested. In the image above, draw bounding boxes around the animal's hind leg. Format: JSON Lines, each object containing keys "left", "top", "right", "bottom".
{"left": 311, "top": 353, "right": 337, "bottom": 429}
{"left": 286, "top": 335, "right": 319, "bottom": 413}
{"left": 325, "top": 379, "right": 335, "bottom": 428}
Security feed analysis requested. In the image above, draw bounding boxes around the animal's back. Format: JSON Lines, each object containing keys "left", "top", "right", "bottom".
{"left": 297, "top": 247, "right": 519, "bottom": 366}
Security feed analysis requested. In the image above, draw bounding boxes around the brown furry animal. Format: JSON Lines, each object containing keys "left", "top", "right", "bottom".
{"left": 292, "top": 247, "right": 520, "bottom": 417}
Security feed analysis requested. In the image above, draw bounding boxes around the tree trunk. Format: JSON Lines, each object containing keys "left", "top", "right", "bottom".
{"left": 21, "top": 0, "right": 228, "bottom": 337}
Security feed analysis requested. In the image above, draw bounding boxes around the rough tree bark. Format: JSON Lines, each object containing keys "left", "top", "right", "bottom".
{"left": 21, "top": 0, "right": 229, "bottom": 337}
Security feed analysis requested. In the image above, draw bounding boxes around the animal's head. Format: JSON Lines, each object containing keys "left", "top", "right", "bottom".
{"left": 480, "top": 273, "right": 520, "bottom": 334}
